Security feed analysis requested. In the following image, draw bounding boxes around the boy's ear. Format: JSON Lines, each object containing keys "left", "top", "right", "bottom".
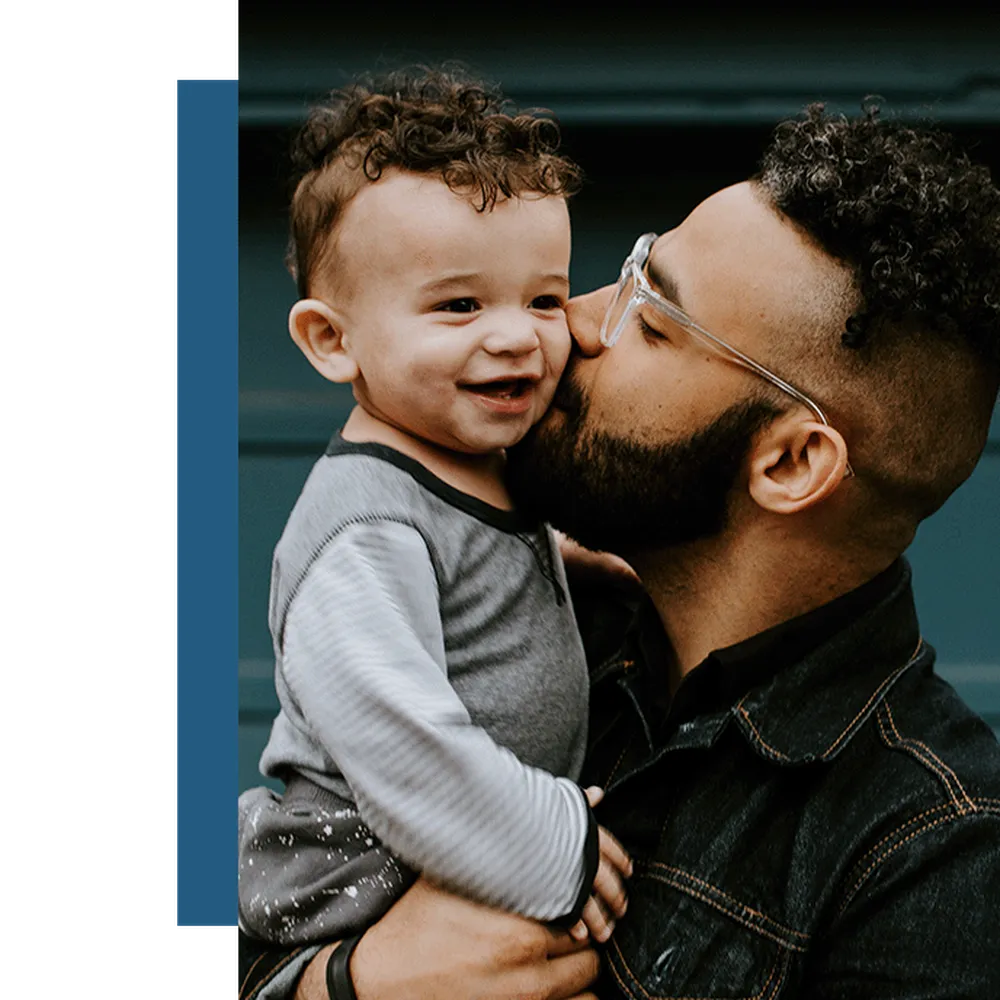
{"left": 748, "top": 413, "right": 849, "bottom": 514}
{"left": 288, "top": 299, "right": 360, "bottom": 383}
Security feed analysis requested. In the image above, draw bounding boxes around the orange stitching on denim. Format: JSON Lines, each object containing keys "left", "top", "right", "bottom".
{"left": 840, "top": 802, "right": 955, "bottom": 912}
{"left": 642, "top": 867, "right": 808, "bottom": 952}
{"left": 851, "top": 803, "right": 955, "bottom": 869}
{"left": 606, "top": 735, "right": 634, "bottom": 788}
{"left": 240, "top": 947, "right": 308, "bottom": 1000}
{"left": 608, "top": 936, "right": 788, "bottom": 1000}
{"left": 239, "top": 954, "right": 266, "bottom": 1000}
{"left": 645, "top": 862, "right": 810, "bottom": 944}
{"left": 755, "top": 951, "right": 790, "bottom": 1000}
{"left": 878, "top": 703, "right": 974, "bottom": 814}
{"left": 606, "top": 942, "right": 652, "bottom": 1000}
{"left": 884, "top": 703, "right": 977, "bottom": 814}
{"left": 819, "top": 639, "right": 924, "bottom": 760}
{"left": 876, "top": 705, "right": 959, "bottom": 809}
{"left": 908, "top": 734, "right": 975, "bottom": 809}
{"left": 736, "top": 703, "right": 792, "bottom": 762}
{"left": 837, "top": 813, "right": 957, "bottom": 916}
{"left": 837, "top": 800, "right": 1000, "bottom": 915}
{"left": 766, "top": 951, "right": 791, "bottom": 1000}
{"left": 887, "top": 703, "right": 975, "bottom": 813}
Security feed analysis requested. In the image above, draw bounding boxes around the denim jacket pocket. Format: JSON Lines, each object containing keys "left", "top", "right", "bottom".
{"left": 603, "top": 865, "right": 806, "bottom": 1000}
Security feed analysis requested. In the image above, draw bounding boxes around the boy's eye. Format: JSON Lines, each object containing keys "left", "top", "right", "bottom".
{"left": 436, "top": 298, "right": 481, "bottom": 313}
{"left": 531, "top": 295, "right": 564, "bottom": 310}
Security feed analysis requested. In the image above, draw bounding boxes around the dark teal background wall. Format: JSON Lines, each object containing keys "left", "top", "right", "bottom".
{"left": 238, "top": 9, "right": 1000, "bottom": 792}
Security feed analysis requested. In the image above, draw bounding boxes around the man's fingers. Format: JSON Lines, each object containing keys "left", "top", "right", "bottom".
{"left": 546, "top": 927, "right": 594, "bottom": 958}
{"left": 540, "top": 946, "right": 602, "bottom": 999}
{"left": 599, "top": 825, "right": 633, "bottom": 877}
{"left": 584, "top": 785, "right": 604, "bottom": 808}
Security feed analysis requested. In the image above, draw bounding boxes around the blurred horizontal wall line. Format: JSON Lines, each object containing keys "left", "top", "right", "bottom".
{"left": 240, "top": 88, "right": 1000, "bottom": 129}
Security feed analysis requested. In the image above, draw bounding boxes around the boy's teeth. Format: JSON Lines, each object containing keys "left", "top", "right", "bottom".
{"left": 477, "top": 380, "right": 520, "bottom": 397}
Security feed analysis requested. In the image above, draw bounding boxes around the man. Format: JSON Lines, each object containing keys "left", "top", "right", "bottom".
{"left": 240, "top": 105, "right": 1000, "bottom": 999}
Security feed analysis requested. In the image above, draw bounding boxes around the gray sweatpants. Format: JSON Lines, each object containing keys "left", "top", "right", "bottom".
{"left": 238, "top": 777, "right": 416, "bottom": 945}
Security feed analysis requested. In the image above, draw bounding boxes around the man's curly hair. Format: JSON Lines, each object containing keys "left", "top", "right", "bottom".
{"left": 757, "top": 103, "right": 1000, "bottom": 365}
{"left": 755, "top": 104, "right": 1000, "bottom": 524}
{"left": 287, "top": 67, "right": 582, "bottom": 298}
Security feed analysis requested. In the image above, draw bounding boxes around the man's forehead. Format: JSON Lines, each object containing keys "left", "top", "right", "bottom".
{"left": 651, "top": 184, "right": 767, "bottom": 265}
{"left": 652, "top": 184, "right": 843, "bottom": 299}
{"left": 646, "top": 182, "right": 854, "bottom": 348}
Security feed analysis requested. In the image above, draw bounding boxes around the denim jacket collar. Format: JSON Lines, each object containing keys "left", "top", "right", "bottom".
{"left": 731, "top": 558, "right": 927, "bottom": 765}
{"left": 586, "top": 558, "right": 928, "bottom": 782}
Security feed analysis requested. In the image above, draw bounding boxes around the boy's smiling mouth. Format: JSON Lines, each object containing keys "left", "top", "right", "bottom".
{"left": 460, "top": 376, "right": 540, "bottom": 414}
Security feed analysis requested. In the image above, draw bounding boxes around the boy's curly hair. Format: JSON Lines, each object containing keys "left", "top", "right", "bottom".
{"left": 287, "top": 67, "right": 583, "bottom": 298}
{"left": 757, "top": 102, "right": 1000, "bottom": 366}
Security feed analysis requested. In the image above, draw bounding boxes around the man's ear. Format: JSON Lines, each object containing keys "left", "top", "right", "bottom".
{"left": 288, "top": 299, "right": 360, "bottom": 383}
{"left": 748, "top": 413, "right": 849, "bottom": 514}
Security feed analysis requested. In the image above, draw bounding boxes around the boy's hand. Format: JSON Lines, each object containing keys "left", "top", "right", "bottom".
{"left": 569, "top": 787, "right": 633, "bottom": 943}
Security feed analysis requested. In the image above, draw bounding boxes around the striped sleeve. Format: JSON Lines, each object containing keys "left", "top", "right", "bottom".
{"left": 279, "top": 519, "right": 592, "bottom": 921}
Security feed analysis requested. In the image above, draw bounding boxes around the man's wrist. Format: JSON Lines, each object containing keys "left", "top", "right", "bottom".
{"left": 325, "top": 934, "right": 364, "bottom": 1000}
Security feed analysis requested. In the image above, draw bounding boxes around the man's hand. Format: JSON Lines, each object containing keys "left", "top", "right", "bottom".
{"left": 554, "top": 530, "right": 640, "bottom": 588}
{"left": 294, "top": 878, "right": 601, "bottom": 1000}
{"left": 570, "top": 787, "right": 632, "bottom": 943}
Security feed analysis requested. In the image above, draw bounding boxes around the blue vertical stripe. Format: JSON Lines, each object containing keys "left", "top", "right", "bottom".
{"left": 178, "top": 79, "right": 238, "bottom": 925}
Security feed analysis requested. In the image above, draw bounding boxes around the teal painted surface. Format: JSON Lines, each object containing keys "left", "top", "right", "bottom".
{"left": 908, "top": 453, "right": 1000, "bottom": 662}
{"left": 240, "top": 10, "right": 1000, "bottom": 125}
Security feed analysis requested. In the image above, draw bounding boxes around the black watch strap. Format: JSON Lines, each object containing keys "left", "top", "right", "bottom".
{"left": 325, "top": 934, "right": 363, "bottom": 1000}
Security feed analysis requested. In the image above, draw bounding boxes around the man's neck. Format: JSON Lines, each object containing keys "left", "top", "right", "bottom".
{"left": 629, "top": 520, "right": 899, "bottom": 693}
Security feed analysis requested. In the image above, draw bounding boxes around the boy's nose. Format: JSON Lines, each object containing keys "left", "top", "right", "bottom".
{"left": 482, "top": 314, "right": 541, "bottom": 355}
{"left": 566, "top": 287, "right": 611, "bottom": 357}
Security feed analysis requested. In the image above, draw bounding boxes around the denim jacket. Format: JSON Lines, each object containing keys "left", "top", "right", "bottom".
{"left": 580, "top": 561, "right": 1000, "bottom": 999}
{"left": 239, "top": 560, "right": 1000, "bottom": 999}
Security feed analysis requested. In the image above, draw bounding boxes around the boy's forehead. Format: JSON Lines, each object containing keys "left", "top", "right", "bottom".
{"left": 334, "top": 170, "right": 571, "bottom": 277}
{"left": 346, "top": 172, "right": 476, "bottom": 235}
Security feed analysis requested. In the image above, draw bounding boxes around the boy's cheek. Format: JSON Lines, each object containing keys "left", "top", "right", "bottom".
{"left": 531, "top": 381, "right": 560, "bottom": 424}
{"left": 544, "top": 318, "right": 573, "bottom": 377}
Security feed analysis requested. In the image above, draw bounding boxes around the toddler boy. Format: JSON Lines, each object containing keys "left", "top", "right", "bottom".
{"left": 238, "top": 68, "right": 630, "bottom": 951}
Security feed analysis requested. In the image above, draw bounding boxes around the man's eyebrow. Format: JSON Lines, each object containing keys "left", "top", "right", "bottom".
{"left": 645, "top": 255, "right": 683, "bottom": 308}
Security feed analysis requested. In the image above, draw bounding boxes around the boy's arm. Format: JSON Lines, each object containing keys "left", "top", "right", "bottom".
{"left": 276, "top": 520, "right": 600, "bottom": 923}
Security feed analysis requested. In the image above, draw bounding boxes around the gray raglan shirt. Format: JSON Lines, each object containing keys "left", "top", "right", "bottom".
{"left": 258, "top": 437, "right": 593, "bottom": 921}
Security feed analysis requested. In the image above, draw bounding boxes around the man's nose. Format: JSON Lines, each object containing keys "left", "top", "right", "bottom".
{"left": 567, "top": 286, "right": 612, "bottom": 357}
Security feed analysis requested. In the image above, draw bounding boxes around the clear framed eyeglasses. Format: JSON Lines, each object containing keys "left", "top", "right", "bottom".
{"left": 600, "top": 232, "right": 853, "bottom": 477}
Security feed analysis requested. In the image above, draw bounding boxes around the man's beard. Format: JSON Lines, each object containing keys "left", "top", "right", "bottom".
{"left": 506, "top": 373, "right": 779, "bottom": 557}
